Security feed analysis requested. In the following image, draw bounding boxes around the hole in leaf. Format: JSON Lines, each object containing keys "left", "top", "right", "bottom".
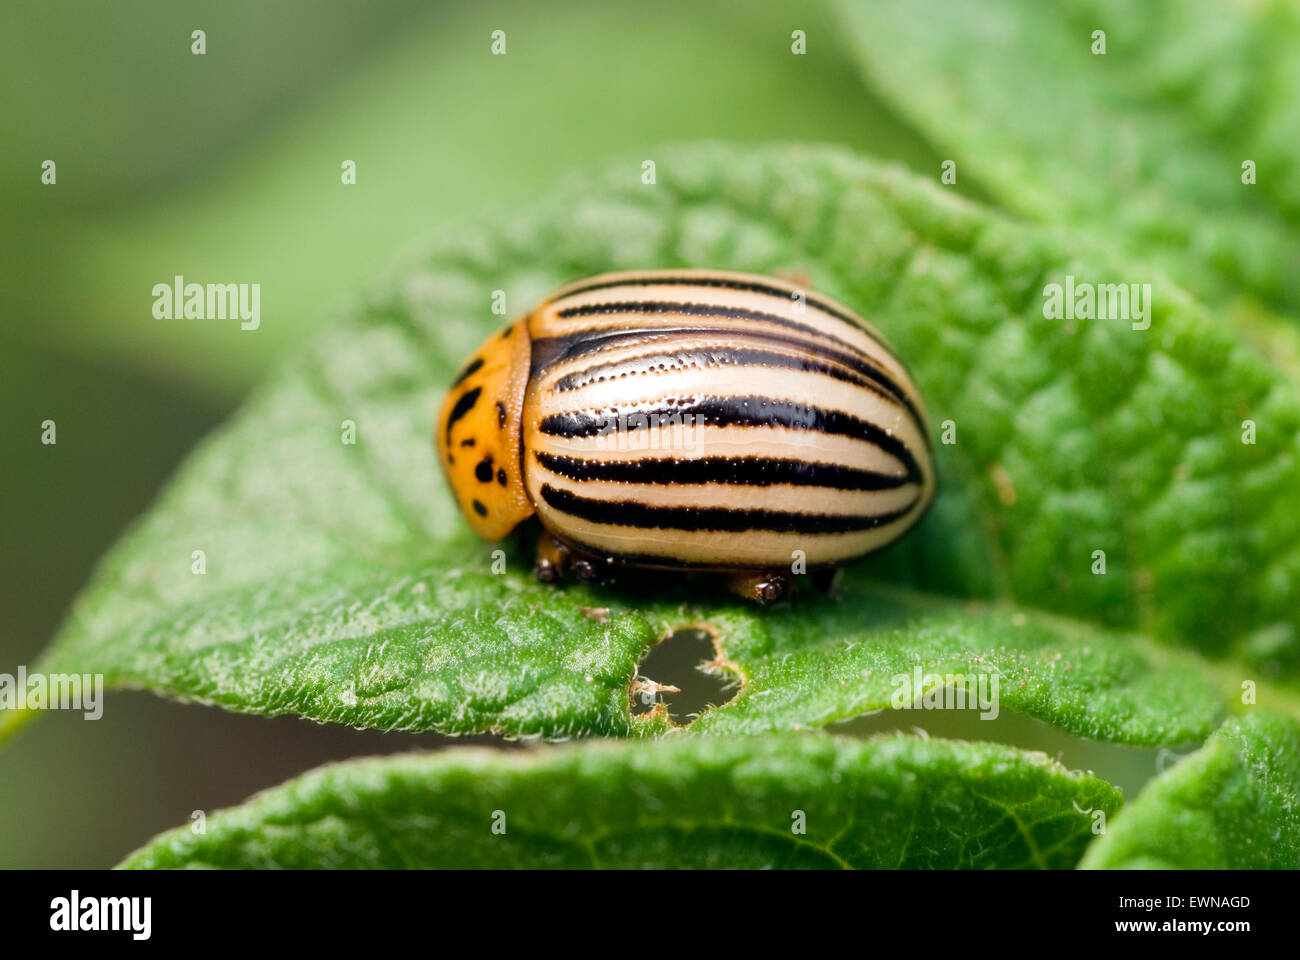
{"left": 833, "top": 700, "right": 1200, "bottom": 799}
{"left": 630, "top": 627, "right": 738, "bottom": 724}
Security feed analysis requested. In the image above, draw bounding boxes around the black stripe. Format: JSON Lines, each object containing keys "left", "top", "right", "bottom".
{"left": 553, "top": 345, "right": 872, "bottom": 394}
{"left": 540, "top": 484, "right": 917, "bottom": 534}
{"left": 532, "top": 324, "right": 923, "bottom": 428}
{"left": 450, "top": 356, "right": 484, "bottom": 387}
{"left": 534, "top": 452, "right": 909, "bottom": 490}
{"left": 444, "top": 386, "right": 482, "bottom": 442}
{"left": 549, "top": 275, "right": 902, "bottom": 362}
{"left": 537, "top": 395, "right": 924, "bottom": 482}
{"left": 554, "top": 300, "right": 887, "bottom": 368}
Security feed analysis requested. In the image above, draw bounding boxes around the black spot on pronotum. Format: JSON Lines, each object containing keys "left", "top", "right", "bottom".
{"left": 496, "top": 401, "right": 507, "bottom": 428}
{"left": 501, "top": 324, "right": 513, "bottom": 338}
{"left": 497, "top": 468, "right": 507, "bottom": 486}
{"left": 445, "top": 386, "right": 482, "bottom": 442}
{"left": 451, "top": 356, "right": 485, "bottom": 387}
{"left": 460, "top": 438, "right": 476, "bottom": 448}
{"left": 472, "top": 499, "right": 488, "bottom": 517}
{"left": 475, "top": 457, "right": 494, "bottom": 483}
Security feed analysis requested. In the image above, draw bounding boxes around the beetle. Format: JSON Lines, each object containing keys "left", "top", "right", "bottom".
{"left": 436, "top": 269, "right": 935, "bottom": 602}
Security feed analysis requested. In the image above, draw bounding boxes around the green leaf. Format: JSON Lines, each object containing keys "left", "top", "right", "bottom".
{"left": 834, "top": 0, "right": 1300, "bottom": 315}
{"left": 24, "top": 143, "right": 1300, "bottom": 744}
{"left": 687, "top": 584, "right": 1225, "bottom": 743}
{"left": 120, "top": 733, "right": 1120, "bottom": 869}
{"left": 1081, "top": 711, "right": 1300, "bottom": 869}
{"left": 17, "top": 573, "right": 1227, "bottom": 744}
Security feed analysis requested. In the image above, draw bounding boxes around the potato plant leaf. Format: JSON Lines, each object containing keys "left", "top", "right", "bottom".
{"left": 834, "top": 0, "right": 1300, "bottom": 315}
{"left": 21, "top": 143, "right": 1300, "bottom": 746}
{"left": 120, "top": 733, "right": 1121, "bottom": 869}
{"left": 1081, "top": 711, "right": 1300, "bottom": 869}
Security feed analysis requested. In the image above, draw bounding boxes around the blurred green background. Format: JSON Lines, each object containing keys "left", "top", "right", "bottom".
{"left": 2, "top": 0, "right": 1162, "bottom": 868}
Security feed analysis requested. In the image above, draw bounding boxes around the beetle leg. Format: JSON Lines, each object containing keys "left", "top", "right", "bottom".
{"left": 724, "top": 571, "right": 793, "bottom": 604}
{"left": 534, "top": 531, "right": 571, "bottom": 583}
{"left": 572, "top": 553, "right": 615, "bottom": 586}
{"left": 810, "top": 566, "right": 841, "bottom": 596}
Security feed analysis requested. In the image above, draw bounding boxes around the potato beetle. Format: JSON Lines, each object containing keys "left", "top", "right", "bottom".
{"left": 436, "top": 269, "right": 935, "bottom": 602}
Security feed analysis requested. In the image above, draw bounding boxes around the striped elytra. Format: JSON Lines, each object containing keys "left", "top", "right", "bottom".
{"left": 436, "top": 269, "right": 935, "bottom": 600}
